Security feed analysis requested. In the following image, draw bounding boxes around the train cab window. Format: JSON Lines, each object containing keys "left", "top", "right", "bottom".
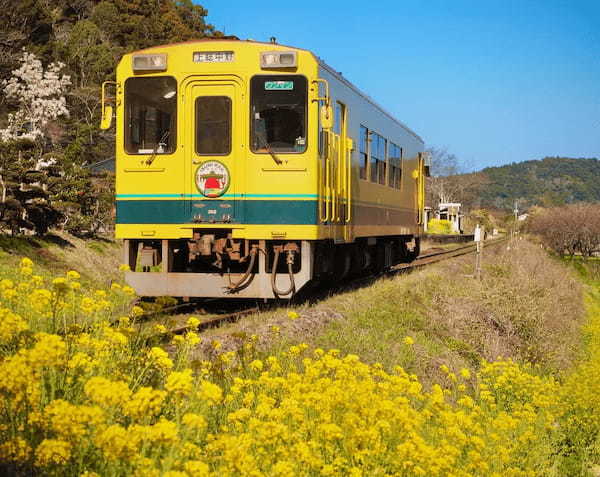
{"left": 359, "top": 125, "right": 368, "bottom": 180}
{"left": 195, "top": 96, "right": 231, "bottom": 155}
{"left": 389, "top": 143, "right": 402, "bottom": 189}
{"left": 251, "top": 75, "right": 307, "bottom": 153}
{"left": 124, "top": 77, "right": 176, "bottom": 154}
{"left": 370, "top": 132, "right": 386, "bottom": 185}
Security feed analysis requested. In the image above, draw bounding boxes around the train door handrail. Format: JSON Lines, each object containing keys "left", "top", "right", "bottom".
{"left": 345, "top": 138, "right": 353, "bottom": 223}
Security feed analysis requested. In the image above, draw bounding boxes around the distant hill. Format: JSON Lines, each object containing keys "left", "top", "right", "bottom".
{"left": 452, "top": 157, "right": 600, "bottom": 211}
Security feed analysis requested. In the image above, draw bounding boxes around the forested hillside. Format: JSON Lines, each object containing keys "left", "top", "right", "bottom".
{"left": 434, "top": 156, "right": 600, "bottom": 211}
{"left": 0, "top": 0, "right": 220, "bottom": 235}
{"left": 479, "top": 157, "right": 600, "bottom": 209}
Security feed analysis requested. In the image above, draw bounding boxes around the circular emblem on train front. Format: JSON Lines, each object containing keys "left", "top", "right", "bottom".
{"left": 195, "top": 161, "right": 230, "bottom": 198}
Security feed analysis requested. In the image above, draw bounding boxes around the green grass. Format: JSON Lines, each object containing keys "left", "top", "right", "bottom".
{"left": 0, "top": 231, "right": 122, "bottom": 286}
{"left": 564, "top": 257, "right": 600, "bottom": 288}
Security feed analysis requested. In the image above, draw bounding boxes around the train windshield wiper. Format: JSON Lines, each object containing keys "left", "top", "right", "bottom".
{"left": 264, "top": 142, "right": 283, "bottom": 165}
{"left": 254, "top": 116, "right": 283, "bottom": 165}
{"left": 145, "top": 130, "right": 170, "bottom": 166}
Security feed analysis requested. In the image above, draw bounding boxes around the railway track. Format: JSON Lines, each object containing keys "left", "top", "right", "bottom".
{"left": 395, "top": 236, "right": 507, "bottom": 270}
{"left": 141, "top": 236, "right": 509, "bottom": 338}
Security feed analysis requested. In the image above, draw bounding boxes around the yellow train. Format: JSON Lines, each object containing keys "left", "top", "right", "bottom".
{"left": 100, "top": 38, "right": 427, "bottom": 299}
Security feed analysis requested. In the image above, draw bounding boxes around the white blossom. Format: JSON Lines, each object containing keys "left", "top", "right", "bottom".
{"left": 35, "top": 156, "right": 57, "bottom": 171}
{"left": 0, "top": 51, "right": 71, "bottom": 142}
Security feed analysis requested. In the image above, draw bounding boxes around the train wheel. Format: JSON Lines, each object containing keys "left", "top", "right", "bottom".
{"left": 335, "top": 245, "right": 352, "bottom": 280}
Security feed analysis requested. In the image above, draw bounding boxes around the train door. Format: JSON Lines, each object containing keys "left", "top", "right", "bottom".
{"left": 185, "top": 78, "right": 244, "bottom": 223}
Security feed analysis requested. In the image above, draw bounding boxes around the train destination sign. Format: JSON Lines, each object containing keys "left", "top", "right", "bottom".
{"left": 193, "top": 51, "right": 234, "bottom": 63}
{"left": 264, "top": 81, "right": 294, "bottom": 91}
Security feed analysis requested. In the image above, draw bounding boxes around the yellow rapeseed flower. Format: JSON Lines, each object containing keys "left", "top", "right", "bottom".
{"left": 52, "top": 277, "right": 69, "bottom": 293}
{"left": 124, "top": 387, "right": 166, "bottom": 421}
{"left": 0, "top": 309, "right": 29, "bottom": 342}
{"left": 147, "top": 347, "right": 173, "bottom": 370}
{"left": 84, "top": 377, "right": 132, "bottom": 408}
{"left": 20, "top": 257, "right": 33, "bottom": 268}
{"left": 131, "top": 305, "right": 144, "bottom": 317}
{"left": 184, "top": 460, "right": 210, "bottom": 476}
{"left": 20, "top": 266, "right": 33, "bottom": 276}
{"left": 0, "top": 437, "right": 31, "bottom": 463}
{"left": 35, "top": 439, "right": 71, "bottom": 467}
{"left": 249, "top": 359, "right": 264, "bottom": 372}
{"left": 287, "top": 310, "right": 299, "bottom": 320}
{"left": 198, "top": 380, "right": 223, "bottom": 403}
{"left": 165, "top": 369, "right": 194, "bottom": 397}
{"left": 187, "top": 316, "right": 201, "bottom": 329}
{"left": 43, "top": 400, "right": 104, "bottom": 439}
{"left": 182, "top": 413, "right": 207, "bottom": 432}
{"left": 29, "top": 333, "right": 67, "bottom": 368}
{"left": 95, "top": 425, "right": 137, "bottom": 460}
{"left": 66, "top": 270, "right": 80, "bottom": 280}
{"left": 185, "top": 331, "right": 201, "bottom": 346}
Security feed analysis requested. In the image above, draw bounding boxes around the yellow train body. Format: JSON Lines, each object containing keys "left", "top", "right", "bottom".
{"left": 104, "top": 39, "right": 426, "bottom": 298}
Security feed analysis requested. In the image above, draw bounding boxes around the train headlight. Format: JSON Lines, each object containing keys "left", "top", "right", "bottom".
{"left": 260, "top": 51, "right": 297, "bottom": 69}
{"left": 132, "top": 54, "right": 167, "bottom": 72}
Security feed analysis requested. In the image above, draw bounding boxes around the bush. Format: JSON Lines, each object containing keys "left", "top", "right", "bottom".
{"left": 427, "top": 218, "right": 454, "bottom": 234}
{"left": 528, "top": 203, "right": 600, "bottom": 258}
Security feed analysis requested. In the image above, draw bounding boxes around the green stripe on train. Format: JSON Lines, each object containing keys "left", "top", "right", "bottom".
{"left": 116, "top": 200, "right": 319, "bottom": 225}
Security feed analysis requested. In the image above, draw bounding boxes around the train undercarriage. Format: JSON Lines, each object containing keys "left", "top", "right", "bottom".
{"left": 123, "top": 230, "right": 420, "bottom": 299}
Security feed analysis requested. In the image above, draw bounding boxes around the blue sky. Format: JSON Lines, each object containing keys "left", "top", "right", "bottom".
{"left": 198, "top": 0, "right": 600, "bottom": 171}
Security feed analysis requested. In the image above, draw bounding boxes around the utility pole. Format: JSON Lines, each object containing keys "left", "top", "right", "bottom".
{"left": 474, "top": 224, "right": 484, "bottom": 280}
{"left": 512, "top": 200, "right": 518, "bottom": 244}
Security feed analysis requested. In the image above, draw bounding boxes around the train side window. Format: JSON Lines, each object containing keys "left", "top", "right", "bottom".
{"left": 124, "top": 76, "right": 177, "bottom": 155}
{"left": 359, "top": 125, "right": 368, "bottom": 180}
{"left": 195, "top": 96, "right": 231, "bottom": 155}
{"left": 389, "top": 143, "right": 402, "bottom": 189}
{"left": 370, "top": 131, "right": 385, "bottom": 184}
{"left": 378, "top": 137, "right": 387, "bottom": 185}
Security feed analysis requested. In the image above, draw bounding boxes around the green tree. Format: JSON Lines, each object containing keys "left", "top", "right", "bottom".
{"left": 0, "top": 0, "right": 222, "bottom": 236}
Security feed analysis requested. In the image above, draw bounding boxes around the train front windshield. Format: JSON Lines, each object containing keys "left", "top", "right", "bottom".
{"left": 251, "top": 75, "right": 307, "bottom": 153}
{"left": 124, "top": 77, "right": 177, "bottom": 154}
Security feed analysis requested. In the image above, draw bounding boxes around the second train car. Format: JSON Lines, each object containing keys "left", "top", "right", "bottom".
{"left": 100, "top": 38, "right": 427, "bottom": 299}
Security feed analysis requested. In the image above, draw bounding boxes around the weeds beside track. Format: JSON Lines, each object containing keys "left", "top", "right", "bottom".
{"left": 143, "top": 237, "right": 509, "bottom": 339}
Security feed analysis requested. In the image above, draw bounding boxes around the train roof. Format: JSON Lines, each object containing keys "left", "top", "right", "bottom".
{"left": 316, "top": 59, "right": 424, "bottom": 144}
{"left": 128, "top": 38, "right": 424, "bottom": 144}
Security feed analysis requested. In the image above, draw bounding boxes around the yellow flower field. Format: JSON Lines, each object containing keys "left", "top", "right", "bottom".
{"left": 0, "top": 258, "right": 599, "bottom": 476}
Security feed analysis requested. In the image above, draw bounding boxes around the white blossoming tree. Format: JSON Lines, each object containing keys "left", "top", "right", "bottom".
{"left": 0, "top": 52, "right": 70, "bottom": 234}
{"left": 0, "top": 51, "right": 71, "bottom": 142}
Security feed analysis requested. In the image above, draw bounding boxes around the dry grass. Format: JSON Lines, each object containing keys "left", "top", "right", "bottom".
{"left": 186, "top": 239, "right": 584, "bottom": 383}
{"left": 425, "top": 239, "right": 583, "bottom": 370}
